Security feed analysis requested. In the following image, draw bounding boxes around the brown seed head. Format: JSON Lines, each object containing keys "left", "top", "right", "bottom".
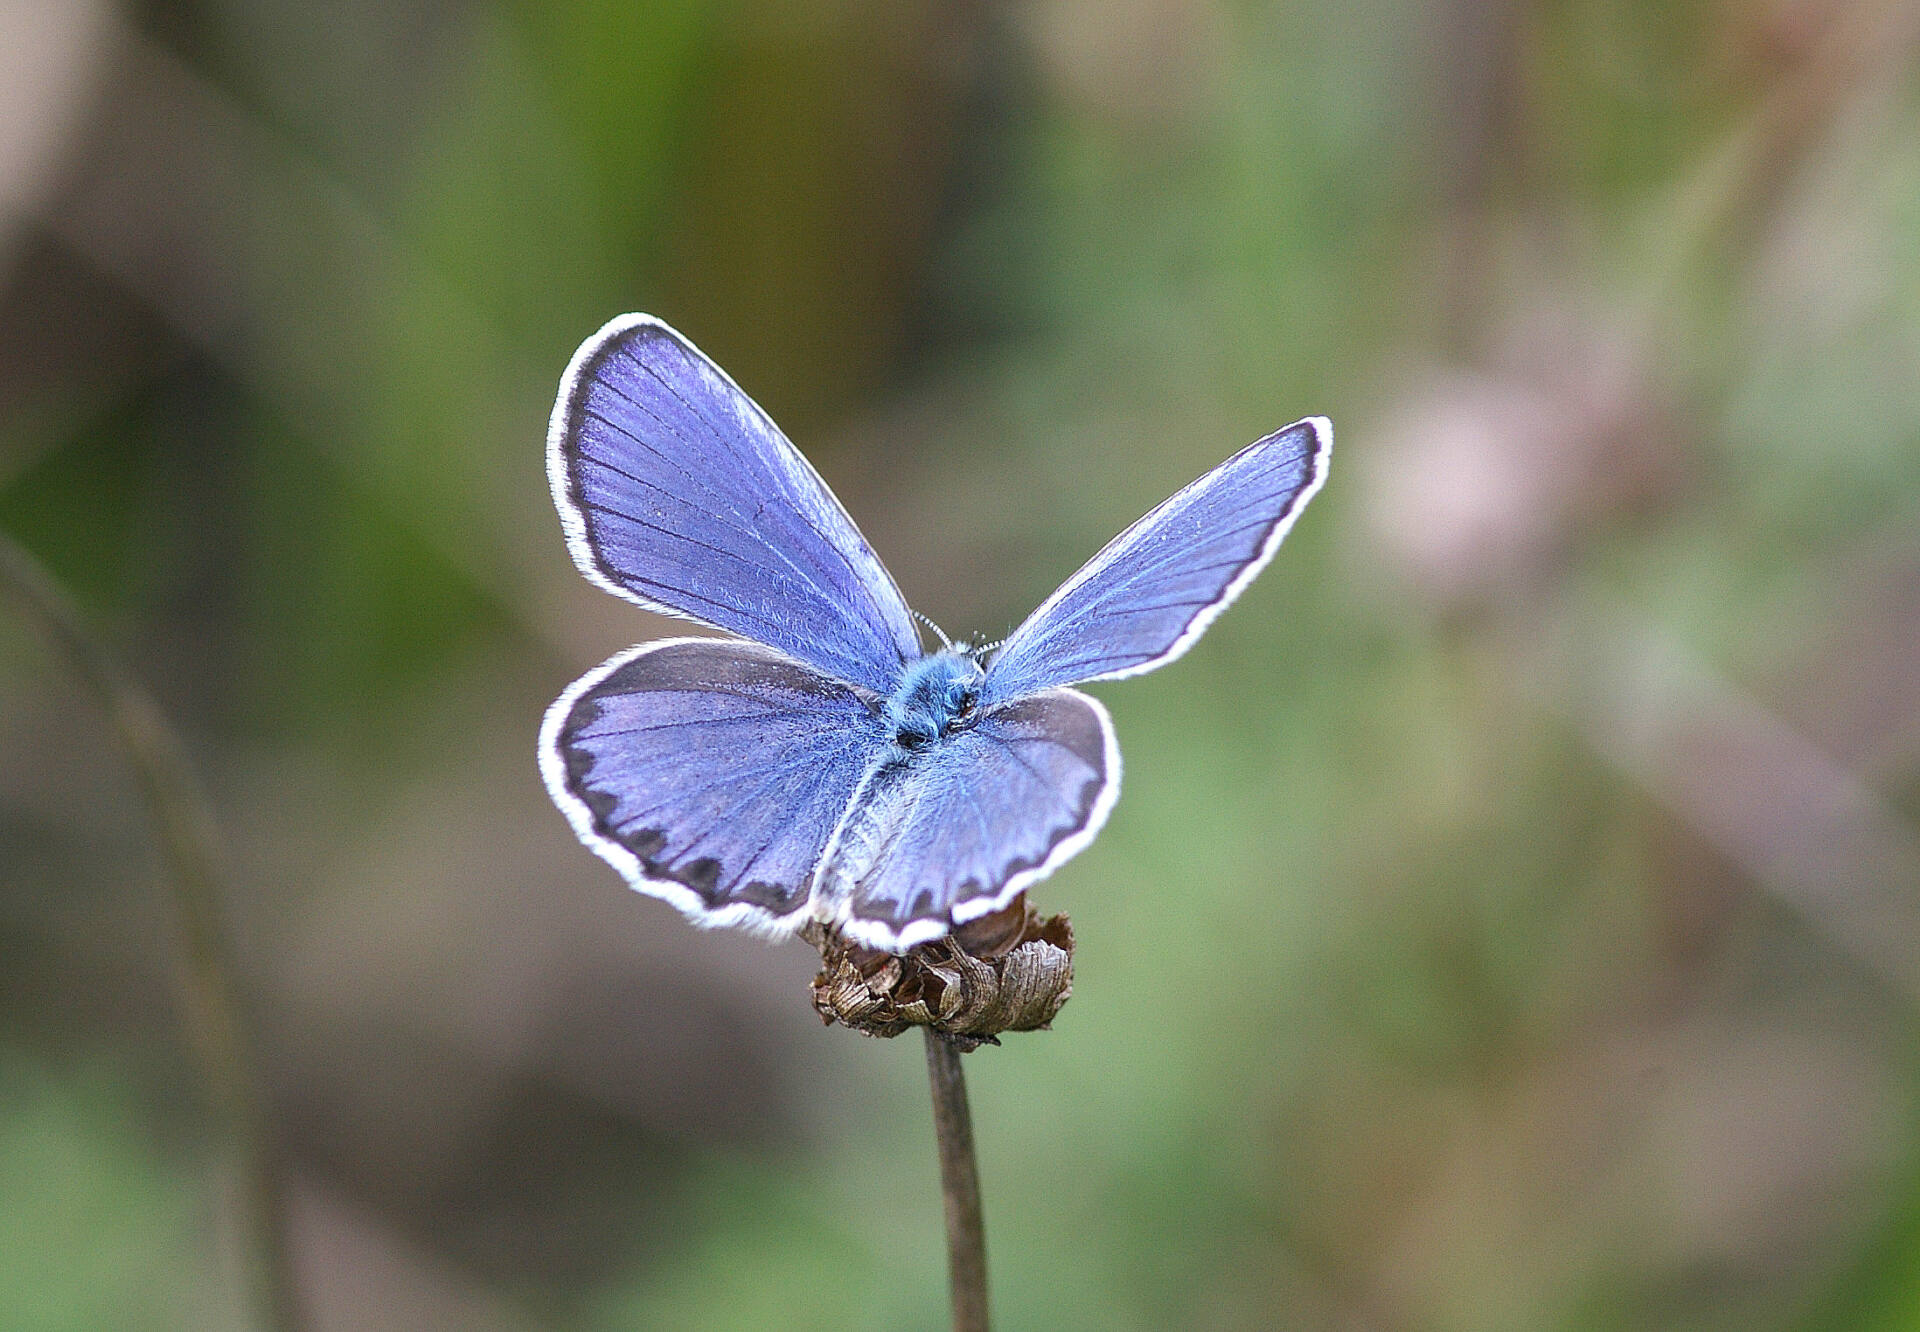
{"left": 804, "top": 897, "right": 1074, "bottom": 1051}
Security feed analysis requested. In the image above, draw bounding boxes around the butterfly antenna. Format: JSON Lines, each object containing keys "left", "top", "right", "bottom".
{"left": 913, "top": 609, "right": 954, "bottom": 650}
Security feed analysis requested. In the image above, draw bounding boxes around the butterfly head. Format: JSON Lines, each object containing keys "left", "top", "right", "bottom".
{"left": 885, "top": 649, "right": 986, "bottom": 752}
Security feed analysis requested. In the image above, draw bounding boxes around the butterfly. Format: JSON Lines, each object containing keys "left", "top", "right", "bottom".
{"left": 539, "top": 315, "right": 1330, "bottom": 952}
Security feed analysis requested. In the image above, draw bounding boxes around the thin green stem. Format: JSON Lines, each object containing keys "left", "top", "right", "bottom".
{"left": 924, "top": 1029, "right": 989, "bottom": 1332}
{"left": 0, "top": 531, "right": 302, "bottom": 1332}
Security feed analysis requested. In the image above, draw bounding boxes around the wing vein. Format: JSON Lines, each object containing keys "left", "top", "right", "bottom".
{"left": 579, "top": 391, "right": 853, "bottom": 608}
{"left": 581, "top": 501, "right": 824, "bottom": 604}
{"left": 609, "top": 737, "right": 863, "bottom": 834}
{"left": 626, "top": 348, "right": 901, "bottom": 641}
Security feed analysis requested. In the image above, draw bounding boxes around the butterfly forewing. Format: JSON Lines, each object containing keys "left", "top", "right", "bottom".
{"left": 982, "top": 417, "right": 1329, "bottom": 702}
{"left": 550, "top": 315, "right": 921, "bottom": 695}
{"left": 540, "top": 638, "right": 894, "bottom": 934}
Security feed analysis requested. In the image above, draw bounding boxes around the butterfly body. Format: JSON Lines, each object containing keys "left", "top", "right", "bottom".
{"left": 884, "top": 649, "right": 984, "bottom": 751}
{"left": 541, "top": 313, "right": 1329, "bottom": 952}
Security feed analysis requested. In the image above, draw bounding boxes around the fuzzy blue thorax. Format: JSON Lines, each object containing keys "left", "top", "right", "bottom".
{"left": 884, "top": 650, "right": 985, "bottom": 750}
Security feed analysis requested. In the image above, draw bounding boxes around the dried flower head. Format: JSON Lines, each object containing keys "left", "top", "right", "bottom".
{"left": 805, "top": 897, "right": 1074, "bottom": 1051}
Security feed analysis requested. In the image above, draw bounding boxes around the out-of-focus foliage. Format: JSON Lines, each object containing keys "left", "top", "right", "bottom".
{"left": 0, "top": 1060, "right": 200, "bottom": 1330}
{"left": 2, "top": 1, "right": 1918, "bottom": 1328}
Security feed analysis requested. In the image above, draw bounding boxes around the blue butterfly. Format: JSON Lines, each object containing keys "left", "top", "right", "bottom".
{"left": 539, "top": 315, "right": 1330, "bottom": 952}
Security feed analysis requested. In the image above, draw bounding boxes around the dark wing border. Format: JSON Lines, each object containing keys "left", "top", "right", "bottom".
{"left": 539, "top": 635, "right": 876, "bottom": 938}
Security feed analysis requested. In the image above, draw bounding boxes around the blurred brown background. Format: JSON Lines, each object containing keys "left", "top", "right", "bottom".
{"left": 3, "top": 0, "right": 1920, "bottom": 1328}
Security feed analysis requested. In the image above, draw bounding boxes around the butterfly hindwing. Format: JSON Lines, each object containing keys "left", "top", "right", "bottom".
{"left": 549, "top": 315, "right": 921, "bottom": 695}
{"left": 982, "top": 417, "right": 1330, "bottom": 702}
{"left": 817, "top": 688, "right": 1119, "bottom": 951}
{"left": 540, "top": 637, "right": 894, "bottom": 935}
{"left": 542, "top": 641, "right": 1119, "bottom": 948}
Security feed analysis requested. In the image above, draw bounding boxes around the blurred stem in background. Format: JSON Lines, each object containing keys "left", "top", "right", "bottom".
{"left": 0, "top": 530, "right": 302, "bottom": 1332}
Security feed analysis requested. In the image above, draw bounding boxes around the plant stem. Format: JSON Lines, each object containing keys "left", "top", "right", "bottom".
{"left": 924, "top": 1028, "right": 990, "bottom": 1332}
{"left": 0, "top": 532, "right": 303, "bottom": 1332}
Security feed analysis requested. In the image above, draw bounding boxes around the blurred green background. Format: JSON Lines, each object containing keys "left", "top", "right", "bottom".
{"left": 4, "top": 1, "right": 1920, "bottom": 1328}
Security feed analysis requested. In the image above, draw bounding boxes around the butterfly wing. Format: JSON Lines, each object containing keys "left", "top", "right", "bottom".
{"left": 540, "top": 637, "right": 894, "bottom": 935}
{"left": 982, "top": 418, "right": 1330, "bottom": 703}
{"left": 550, "top": 314, "right": 921, "bottom": 695}
{"left": 817, "top": 689, "right": 1120, "bottom": 951}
